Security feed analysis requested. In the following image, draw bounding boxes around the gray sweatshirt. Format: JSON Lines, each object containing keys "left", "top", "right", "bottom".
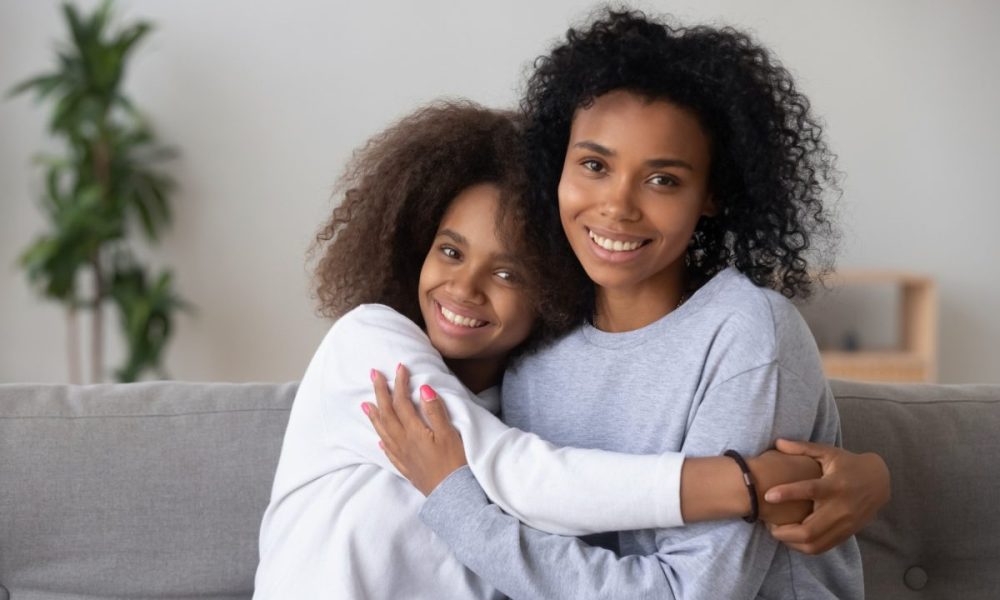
{"left": 420, "top": 268, "right": 864, "bottom": 600}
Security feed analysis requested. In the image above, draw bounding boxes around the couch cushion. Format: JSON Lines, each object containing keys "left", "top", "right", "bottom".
{"left": 3, "top": 379, "right": 999, "bottom": 599}
{"left": 832, "top": 379, "right": 1000, "bottom": 600}
{"left": 0, "top": 382, "right": 296, "bottom": 600}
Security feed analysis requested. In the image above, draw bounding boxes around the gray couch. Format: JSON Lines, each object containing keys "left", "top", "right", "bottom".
{"left": 0, "top": 379, "right": 997, "bottom": 599}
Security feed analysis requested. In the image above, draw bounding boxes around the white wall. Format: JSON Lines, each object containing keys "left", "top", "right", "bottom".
{"left": 2, "top": 0, "right": 998, "bottom": 384}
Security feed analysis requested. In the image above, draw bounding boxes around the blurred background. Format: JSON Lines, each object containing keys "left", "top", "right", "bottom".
{"left": 2, "top": 0, "right": 998, "bottom": 384}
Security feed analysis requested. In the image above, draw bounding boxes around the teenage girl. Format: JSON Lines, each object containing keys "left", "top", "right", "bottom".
{"left": 368, "top": 11, "right": 888, "bottom": 600}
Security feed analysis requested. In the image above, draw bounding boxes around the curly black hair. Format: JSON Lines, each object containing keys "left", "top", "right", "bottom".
{"left": 521, "top": 8, "right": 838, "bottom": 306}
{"left": 308, "top": 100, "right": 581, "bottom": 356}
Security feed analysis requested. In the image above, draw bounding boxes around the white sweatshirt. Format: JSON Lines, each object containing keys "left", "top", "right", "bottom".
{"left": 253, "top": 304, "right": 685, "bottom": 599}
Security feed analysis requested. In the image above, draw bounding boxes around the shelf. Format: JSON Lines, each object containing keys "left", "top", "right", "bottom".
{"left": 806, "top": 270, "right": 938, "bottom": 383}
{"left": 820, "top": 350, "right": 931, "bottom": 383}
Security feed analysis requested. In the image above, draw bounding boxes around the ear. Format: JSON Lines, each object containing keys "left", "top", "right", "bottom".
{"left": 701, "top": 193, "right": 718, "bottom": 217}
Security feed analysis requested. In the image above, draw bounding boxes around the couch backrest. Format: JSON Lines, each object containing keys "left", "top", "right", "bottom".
{"left": 0, "top": 382, "right": 297, "bottom": 599}
{"left": 831, "top": 379, "right": 1000, "bottom": 600}
{"left": 1, "top": 380, "right": 998, "bottom": 599}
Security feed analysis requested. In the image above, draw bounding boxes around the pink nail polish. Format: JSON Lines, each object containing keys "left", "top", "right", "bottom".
{"left": 420, "top": 385, "right": 435, "bottom": 401}
{"left": 361, "top": 403, "right": 371, "bottom": 416}
{"left": 378, "top": 440, "right": 385, "bottom": 450}
{"left": 370, "top": 369, "right": 377, "bottom": 382}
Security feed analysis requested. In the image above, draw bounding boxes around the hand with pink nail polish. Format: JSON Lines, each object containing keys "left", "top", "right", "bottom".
{"left": 365, "top": 365, "right": 468, "bottom": 497}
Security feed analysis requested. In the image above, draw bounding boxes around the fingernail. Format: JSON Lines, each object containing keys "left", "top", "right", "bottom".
{"left": 420, "top": 384, "right": 435, "bottom": 401}
{"left": 765, "top": 491, "right": 778, "bottom": 503}
{"left": 397, "top": 362, "right": 404, "bottom": 373}
{"left": 370, "top": 369, "right": 377, "bottom": 382}
{"left": 361, "top": 403, "right": 371, "bottom": 416}
{"left": 378, "top": 440, "right": 385, "bottom": 450}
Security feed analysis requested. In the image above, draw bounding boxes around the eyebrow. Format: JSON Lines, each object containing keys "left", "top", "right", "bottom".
{"left": 437, "top": 229, "right": 520, "bottom": 264}
{"left": 439, "top": 229, "right": 467, "bottom": 245}
{"left": 572, "top": 140, "right": 694, "bottom": 171}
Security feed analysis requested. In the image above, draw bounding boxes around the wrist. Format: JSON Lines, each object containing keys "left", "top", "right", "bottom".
{"left": 421, "top": 462, "right": 467, "bottom": 497}
{"left": 425, "top": 464, "right": 473, "bottom": 498}
{"left": 680, "top": 456, "right": 752, "bottom": 523}
{"left": 745, "top": 455, "right": 769, "bottom": 510}
{"left": 723, "top": 450, "right": 759, "bottom": 522}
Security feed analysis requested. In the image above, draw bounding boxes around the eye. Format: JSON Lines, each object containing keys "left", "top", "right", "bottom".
{"left": 440, "top": 245, "right": 461, "bottom": 260}
{"left": 580, "top": 159, "right": 605, "bottom": 173}
{"left": 495, "top": 269, "right": 519, "bottom": 284}
{"left": 648, "top": 174, "right": 679, "bottom": 187}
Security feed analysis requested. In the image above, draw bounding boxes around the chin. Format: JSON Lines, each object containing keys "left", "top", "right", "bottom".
{"left": 428, "top": 335, "right": 477, "bottom": 361}
{"left": 580, "top": 264, "right": 641, "bottom": 289}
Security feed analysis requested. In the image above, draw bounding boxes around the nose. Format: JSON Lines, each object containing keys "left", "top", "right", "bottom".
{"left": 600, "top": 177, "right": 640, "bottom": 221}
{"left": 448, "top": 265, "right": 486, "bottom": 305}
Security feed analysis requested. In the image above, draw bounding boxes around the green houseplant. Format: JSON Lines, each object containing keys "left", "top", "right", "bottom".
{"left": 10, "top": 0, "right": 189, "bottom": 383}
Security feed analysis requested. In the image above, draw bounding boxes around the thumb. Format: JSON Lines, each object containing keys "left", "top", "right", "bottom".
{"left": 764, "top": 478, "right": 828, "bottom": 503}
{"left": 419, "top": 385, "right": 453, "bottom": 433}
{"left": 775, "top": 438, "right": 833, "bottom": 461}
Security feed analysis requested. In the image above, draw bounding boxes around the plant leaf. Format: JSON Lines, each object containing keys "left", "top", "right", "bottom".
{"left": 7, "top": 73, "right": 62, "bottom": 100}
{"left": 115, "top": 23, "right": 151, "bottom": 57}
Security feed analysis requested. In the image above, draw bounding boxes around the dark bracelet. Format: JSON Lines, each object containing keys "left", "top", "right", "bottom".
{"left": 724, "top": 449, "right": 759, "bottom": 523}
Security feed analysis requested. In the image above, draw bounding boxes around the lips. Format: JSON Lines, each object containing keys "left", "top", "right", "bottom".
{"left": 432, "top": 300, "right": 491, "bottom": 332}
{"left": 588, "top": 230, "right": 647, "bottom": 252}
{"left": 584, "top": 226, "right": 650, "bottom": 259}
{"left": 438, "top": 303, "right": 487, "bottom": 328}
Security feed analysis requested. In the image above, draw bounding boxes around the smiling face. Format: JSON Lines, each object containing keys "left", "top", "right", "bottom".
{"left": 418, "top": 183, "right": 536, "bottom": 374}
{"left": 558, "top": 90, "right": 715, "bottom": 325}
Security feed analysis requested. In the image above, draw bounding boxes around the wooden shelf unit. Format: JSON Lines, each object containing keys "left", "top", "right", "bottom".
{"left": 815, "top": 270, "right": 938, "bottom": 383}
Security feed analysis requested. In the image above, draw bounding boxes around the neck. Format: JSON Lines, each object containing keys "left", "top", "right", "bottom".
{"left": 593, "top": 264, "right": 688, "bottom": 333}
{"left": 444, "top": 356, "right": 505, "bottom": 395}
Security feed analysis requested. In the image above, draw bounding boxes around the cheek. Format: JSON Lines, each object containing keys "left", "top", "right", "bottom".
{"left": 557, "top": 171, "right": 587, "bottom": 215}
{"left": 417, "top": 256, "right": 438, "bottom": 299}
{"left": 650, "top": 196, "right": 707, "bottom": 234}
{"left": 558, "top": 180, "right": 589, "bottom": 238}
{"left": 659, "top": 211, "right": 699, "bottom": 236}
{"left": 498, "top": 292, "right": 536, "bottom": 342}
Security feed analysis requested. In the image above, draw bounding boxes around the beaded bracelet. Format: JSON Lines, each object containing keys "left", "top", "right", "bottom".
{"left": 724, "top": 449, "right": 759, "bottom": 523}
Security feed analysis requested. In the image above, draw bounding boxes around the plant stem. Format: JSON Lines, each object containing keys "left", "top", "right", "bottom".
{"left": 67, "top": 305, "right": 81, "bottom": 385}
{"left": 91, "top": 258, "right": 104, "bottom": 383}
{"left": 90, "top": 128, "right": 111, "bottom": 384}
{"left": 93, "top": 139, "right": 111, "bottom": 188}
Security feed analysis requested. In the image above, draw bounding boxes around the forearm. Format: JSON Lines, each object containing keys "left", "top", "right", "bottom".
{"left": 681, "top": 452, "right": 821, "bottom": 525}
{"left": 422, "top": 467, "right": 774, "bottom": 600}
{"left": 421, "top": 467, "right": 680, "bottom": 600}
{"left": 466, "top": 432, "right": 684, "bottom": 535}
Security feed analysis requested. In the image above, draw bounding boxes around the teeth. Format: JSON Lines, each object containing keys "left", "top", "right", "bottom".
{"left": 440, "top": 304, "right": 486, "bottom": 328}
{"left": 588, "top": 230, "right": 643, "bottom": 252}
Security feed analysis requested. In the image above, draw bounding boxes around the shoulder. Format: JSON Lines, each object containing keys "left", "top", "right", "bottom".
{"left": 696, "top": 269, "right": 822, "bottom": 382}
{"left": 310, "top": 304, "right": 445, "bottom": 392}
{"left": 316, "top": 304, "right": 431, "bottom": 362}
{"left": 328, "top": 303, "right": 425, "bottom": 340}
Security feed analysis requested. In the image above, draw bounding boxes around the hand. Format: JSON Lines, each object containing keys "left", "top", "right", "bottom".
{"left": 748, "top": 450, "right": 821, "bottom": 526}
{"left": 363, "top": 365, "right": 468, "bottom": 496}
{"left": 763, "top": 439, "right": 891, "bottom": 555}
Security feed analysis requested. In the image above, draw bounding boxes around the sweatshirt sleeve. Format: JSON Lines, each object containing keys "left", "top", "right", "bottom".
{"left": 318, "top": 304, "right": 685, "bottom": 535}
{"left": 419, "top": 362, "right": 834, "bottom": 600}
